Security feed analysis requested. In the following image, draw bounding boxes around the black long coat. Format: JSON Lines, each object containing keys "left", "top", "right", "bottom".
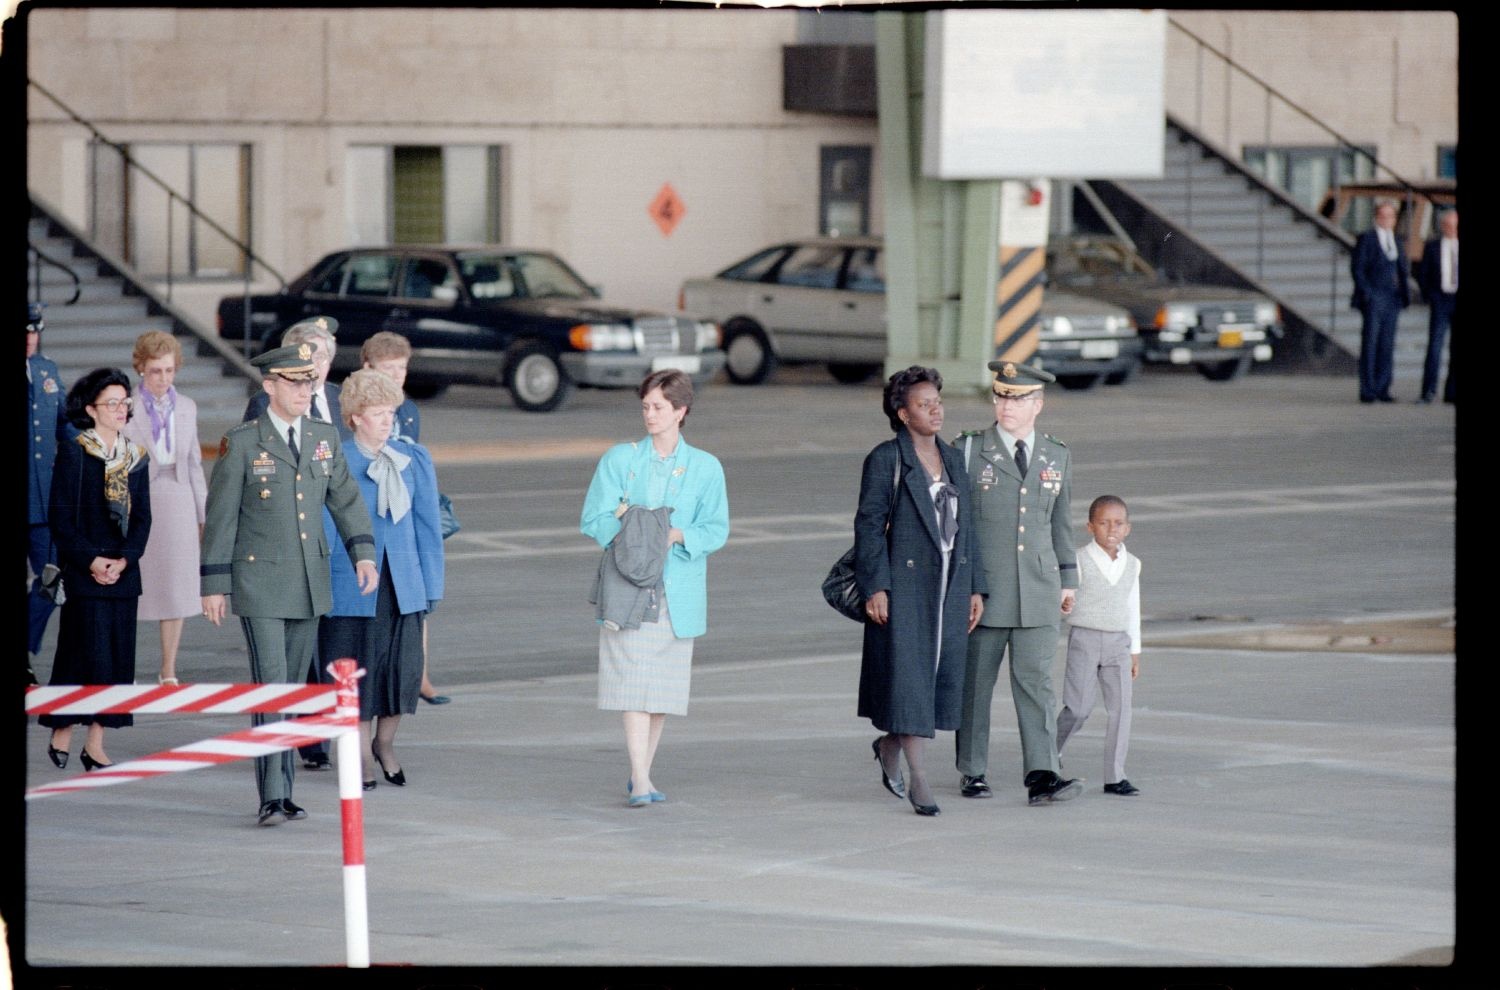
{"left": 48, "top": 437, "right": 152, "bottom": 599}
{"left": 854, "top": 430, "right": 986, "bottom": 737}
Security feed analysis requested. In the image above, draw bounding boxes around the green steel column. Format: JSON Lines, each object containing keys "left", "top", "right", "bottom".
{"left": 876, "top": 11, "right": 1001, "bottom": 394}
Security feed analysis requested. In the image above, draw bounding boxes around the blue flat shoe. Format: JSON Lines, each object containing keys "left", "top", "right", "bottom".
{"left": 627, "top": 793, "right": 653, "bottom": 808}
{"left": 628, "top": 780, "right": 667, "bottom": 803}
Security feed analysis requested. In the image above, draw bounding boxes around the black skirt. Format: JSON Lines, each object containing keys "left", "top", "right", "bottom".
{"left": 39, "top": 596, "right": 138, "bottom": 729}
{"left": 318, "top": 563, "right": 424, "bottom": 721}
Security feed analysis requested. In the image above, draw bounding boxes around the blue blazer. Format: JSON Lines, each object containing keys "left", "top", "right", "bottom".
{"left": 1350, "top": 230, "right": 1411, "bottom": 311}
{"left": 28, "top": 355, "right": 75, "bottom": 525}
{"left": 325, "top": 438, "right": 445, "bottom": 617}
{"left": 580, "top": 435, "right": 729, "bottom": 639}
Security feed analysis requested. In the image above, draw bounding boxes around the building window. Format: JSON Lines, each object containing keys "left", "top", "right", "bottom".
{"left": 90, "top": 141, "right": 251, "bottom": 278}
{"left": 1243, "top": 144, "right": 1375, "bottom": 233}
{"left": 346, "top": 144, "right": 503, "bottom": 246}
{"left": 820, "top": 145, "right": 871, "bottom": 237}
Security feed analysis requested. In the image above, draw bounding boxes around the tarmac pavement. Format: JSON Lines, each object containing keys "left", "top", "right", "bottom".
{"left": 15, "top": 365, "right": 1460, "bottom": 988}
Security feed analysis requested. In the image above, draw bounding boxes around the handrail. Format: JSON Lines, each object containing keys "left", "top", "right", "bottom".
{"left": 28, "top": 242, "right": 82, "bottom": 306}
{"left": 1168, "top": 18, "right": 1445, "bottom": 221}
{"left": 27, "top": 78, "right": 288, "bottom": 292}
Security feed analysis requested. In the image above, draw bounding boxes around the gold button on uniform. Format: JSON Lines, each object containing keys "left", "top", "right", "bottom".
{"left": 248, "top": 555, "right": 255, "bottom": 561}
{"left": 1018, "top": 525, "right": 1025, "bottom": 533}
{"left": 298, "top": 512, "right": 305, "bottom": 520}
{"left": 1019, "top": 506, "right": 1026, "bottom": 513}
{"left": 1017, "top": 544, "right": 1025, "bottom": 551}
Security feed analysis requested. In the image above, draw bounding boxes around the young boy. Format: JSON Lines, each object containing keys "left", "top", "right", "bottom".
{"left": 1056, "top": 495, "right": 1142, "bottom": 795}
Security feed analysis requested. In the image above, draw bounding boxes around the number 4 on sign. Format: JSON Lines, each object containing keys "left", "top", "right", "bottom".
{"left": 649, "top": 183, "right": 686, "bottom": 237}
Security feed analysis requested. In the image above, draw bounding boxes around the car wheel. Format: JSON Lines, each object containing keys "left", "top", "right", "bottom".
{"left": 1104, "top": 360, "right": 1139, "bottom": 386}
{"left": 723, "top": 321, "right": 777, "bottom": 385}
{"left": 403, "top": 380, "right": 449, "bottom": 401}
{"left": 1055, "top": 373, "right": 1102, "bottom": 391}
{"left": 828, "top": 362, "right": 880, "bottom": 384}
{"left": 1197, "top": 353, "right": 1252, "bottom": 382}
{"left": 505, "top": 341, "right": 574, "bottom": 412}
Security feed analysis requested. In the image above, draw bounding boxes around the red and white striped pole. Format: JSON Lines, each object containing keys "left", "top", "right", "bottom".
{"left": 331, "top": 658, "right": 370, "bottom": 969}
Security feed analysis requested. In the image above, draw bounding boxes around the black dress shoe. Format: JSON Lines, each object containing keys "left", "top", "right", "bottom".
{"left": 1377, "top": 394, "right": 1395, "bottom": 403}
{"left": 302, "top": 753, "right": 332, "bottom": 771}
{"left": 46, "top": 743, "right": 69, "bottom": 769}
{"left": 372, "top": 744, "right": 406, "bottom": 786}
{"left": 280, "top": 798, "right": 308, "bottom": 820}
{"left": 871, "top": 736, "right": 905, "bottom": 799}
{"left": 1359, "top": 396, "right": 1374, "bottom": 404}
{"left": 1026, "top": 770, "right": 1082, "bottom": 805}
{"left": 959, "top": 774, "right": 992, "bottom": 798}
{"left": 80, "top": 750, "right": 113, "bottom": 772}
{"left": 1416, "top": 394, "right": 1434, "bottom": 404}
{"left": 908, "top": 791, "right": 940, "bottom": 816}
{"left": 419, "top": 693, "right": 451, "bottom": 705}
{"left": 362, "top": 779, "right": 377, "bottom": 791}
{"left": 1103, "top": 780, "right": 1140, "bottom": 796}
{"left": 257, "top": 801, "right": 287, "bottom": 827}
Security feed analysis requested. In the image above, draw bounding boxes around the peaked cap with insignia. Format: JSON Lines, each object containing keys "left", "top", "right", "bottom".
{"left": 988, "top": 360, "right": 1055, "bottom": 397}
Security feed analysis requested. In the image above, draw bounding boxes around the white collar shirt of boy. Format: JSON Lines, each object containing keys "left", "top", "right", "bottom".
{"left": 1082, "top": 539, "right": 1142, "bottom": 654}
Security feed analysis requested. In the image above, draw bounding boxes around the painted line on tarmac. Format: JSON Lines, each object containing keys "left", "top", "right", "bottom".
{"left": 425, "top": 438, "right": 614, "bottom": 465}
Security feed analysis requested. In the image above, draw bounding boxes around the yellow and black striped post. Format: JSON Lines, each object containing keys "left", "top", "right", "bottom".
{"left": 993, "top": 245, "right": 1046, "bottom": 365}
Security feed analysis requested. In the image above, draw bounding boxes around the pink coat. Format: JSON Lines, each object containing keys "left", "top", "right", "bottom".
{"left": 124, "top": 390, "right": 208, "bottom": 621}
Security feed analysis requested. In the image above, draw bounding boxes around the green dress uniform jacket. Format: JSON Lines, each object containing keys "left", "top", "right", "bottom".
{"left": 960, "top": 426, "right": 1078, "bottom": 626}
{"left": 200, "top": 414, "right": 375, "bottom": 616}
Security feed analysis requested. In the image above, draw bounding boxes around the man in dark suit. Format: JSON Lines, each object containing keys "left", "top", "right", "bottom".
{"left": 26, "top": 303, "right": 76, "bottom": 684}
{"left": 201, "top": 342, "right": 378, "bottom": 826}
{"left": 1349, "top": 200, "right": 1411, "bottom": 403}
{"left": 1416, "top": 208, "right": 1457, "bottom": 404}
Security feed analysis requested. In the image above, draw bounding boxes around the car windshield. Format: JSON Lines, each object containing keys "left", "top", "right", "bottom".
{"left": 1049, "top": 240, "right": 1157, "bottom": 287}
{"left": 456, "top": 252, "right": 595, "bottom": 300}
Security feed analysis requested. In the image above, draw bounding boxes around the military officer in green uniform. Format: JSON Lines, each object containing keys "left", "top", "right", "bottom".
{"left": 953, "top": 361, "right": 1083, "bottom": 805}
{"left": 200, "top": 341, "right": 378, "bottom": 826}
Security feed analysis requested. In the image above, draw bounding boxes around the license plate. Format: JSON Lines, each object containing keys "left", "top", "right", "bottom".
{"left": 1218, "top": 329, "right": 1245, "bottom": 348}
{"left": 1079, "top": 340, "right": 1119, "bottom": 360}
{"left": 651, "top": 355, "right": 701, "bottom": 373}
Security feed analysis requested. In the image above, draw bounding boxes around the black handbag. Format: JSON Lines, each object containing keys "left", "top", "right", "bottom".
{"left": 821, "top": 462, "right": 900, "bottom": 623}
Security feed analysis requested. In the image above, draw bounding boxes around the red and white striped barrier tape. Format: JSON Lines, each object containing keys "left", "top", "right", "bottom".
{"left": 25, "top": 683, "right": 337, "bottom": 716}
{"left": 26, "top": 710, "right": 355, "bottom": 800}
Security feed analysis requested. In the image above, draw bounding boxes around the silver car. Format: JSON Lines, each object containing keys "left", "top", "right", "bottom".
{"left": 680, "top": 237, "right": 1142, "bottom": 389}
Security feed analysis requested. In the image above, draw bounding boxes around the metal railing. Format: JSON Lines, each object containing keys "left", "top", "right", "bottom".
{"left": 28, "top": 78, "right": 287, "bottom": 356}
{"left": 28, "top": 243, "right": 81, "bottom": 307}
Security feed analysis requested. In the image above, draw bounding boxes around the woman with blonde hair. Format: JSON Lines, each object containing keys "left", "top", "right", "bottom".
{"left": 122, "top": 330, "right": 208, "bottom": 686}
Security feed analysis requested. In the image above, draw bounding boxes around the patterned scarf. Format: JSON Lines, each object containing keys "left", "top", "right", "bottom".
{"left": 356, "top": 439, "right": 412, "bottom": 523}
{"left": 143, "top": 385, "right": 176, "bottom": 454}
{"left": 77, "top": 430, "right": 148, "bottom": 537}
{"left": 932, "top": 481, "right": 960, "bottom": 547}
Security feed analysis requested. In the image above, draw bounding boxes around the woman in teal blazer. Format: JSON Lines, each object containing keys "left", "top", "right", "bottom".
{"left": 581, "top": 370, "right": 730, "bottom": 807}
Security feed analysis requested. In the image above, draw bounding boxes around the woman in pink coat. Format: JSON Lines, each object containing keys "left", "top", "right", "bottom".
{"left": 124, "top": 331, "right": 208, "bottom": 685}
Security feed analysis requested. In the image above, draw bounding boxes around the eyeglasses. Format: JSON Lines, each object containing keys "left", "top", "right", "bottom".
{"left": 91, "top": 398, "right": 130, "bottom": 409}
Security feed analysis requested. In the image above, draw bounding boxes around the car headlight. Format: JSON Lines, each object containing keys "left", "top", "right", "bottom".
{"left": 694, "top": 321, "right": 721, "bottom": 351}
{"left": 1046, "top": 315, "right": 1073, "bottom": 336}
{"left": 568, "top": 323, "right": 635, "bottom": 351}
{"left": 1154, "top": 304, "right": 1195, "bottom": 331}
{"left": 1105, "top": 314, "right": 1131, "bottom": 334}
{"left": 1254, "top": 302, "right": 1279, "bottom": 326}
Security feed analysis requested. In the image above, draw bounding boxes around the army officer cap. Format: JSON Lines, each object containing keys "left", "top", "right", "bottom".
{"left": 251, "top": 342, "right": 321, "bottom": 382}
{"left": 988, "top": 360, "right": 1056, "bottom": 398}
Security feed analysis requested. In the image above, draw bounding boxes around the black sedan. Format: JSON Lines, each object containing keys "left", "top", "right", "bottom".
{"left": 217, "top": 246, "right": 724, "bottom": 412}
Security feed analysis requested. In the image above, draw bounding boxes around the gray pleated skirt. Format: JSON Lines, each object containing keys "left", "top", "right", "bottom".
{"left": 597, "top": 594, "right": 694, "bottom": 716}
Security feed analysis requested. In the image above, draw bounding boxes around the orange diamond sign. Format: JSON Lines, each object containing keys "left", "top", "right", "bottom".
{"left": 648, "top": 183, "right": 686, "bottom": 237}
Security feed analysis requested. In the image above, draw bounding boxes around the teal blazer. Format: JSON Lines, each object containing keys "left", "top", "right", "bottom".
{"left": 580, "top": 435, "right": 729, "bottom": 639}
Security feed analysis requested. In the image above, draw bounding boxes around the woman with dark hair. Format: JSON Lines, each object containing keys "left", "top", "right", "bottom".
{"left": 580, "top": 370, "right": 730, "bottom": 807}
{"left": 854, "top": 366, "right": 985, "bottom": 815}
{"left": 39, "top": 367, "right": 151, "bottom": 771}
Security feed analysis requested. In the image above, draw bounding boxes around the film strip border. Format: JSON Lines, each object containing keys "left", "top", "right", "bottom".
{"left": 994, "top": 245, "right": 1046, "bottom": 364}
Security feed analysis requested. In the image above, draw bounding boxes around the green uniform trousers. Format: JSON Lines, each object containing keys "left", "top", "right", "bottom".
{"left": 241, "top": 615, "right": 320, "bottom": 804}
{"left": 956, "top": 623, "right": 1063, "bottom": 781}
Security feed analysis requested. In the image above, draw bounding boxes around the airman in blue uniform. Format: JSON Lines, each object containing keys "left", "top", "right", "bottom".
{"left": 27, "top": 303, "right": 75, "bottom": 682}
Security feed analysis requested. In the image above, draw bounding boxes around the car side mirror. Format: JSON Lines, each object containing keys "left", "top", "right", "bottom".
{"left": 431, "top": 285, "right": 459, "bottom": 304}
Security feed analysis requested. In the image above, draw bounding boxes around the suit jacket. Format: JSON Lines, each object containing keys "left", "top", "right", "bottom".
{"left": 123, "top": 391, "right": 209, "bottom": 524}
{"left": 48, "top": 437, "right": 152, "bottom": 599}
{"left": 394, "top": 397, "right": 420, "bottom": 442}
{"left": 854, "top": 431, "right": 987, "bottom": 736}
{"left": 1350, "top": 228, "right": 1411, "bottom": 311}
{"left": 580, "top": 435, "right": 730, "bottom": 639}
{"left": 958, "top": 424, "right": 1078, "bottom": 628}
{"left": 28, "top": 354, "right": 74, "bottom": 525}
{"left": 200, "top": 413, "right": 375, "bottom": 618}
{"left": 325, "top": 438, "right": 444, "bottom": 617}
{"left": 243, "top": 383, "right": 344, "bottom": 436}
{"left": 1418, "top": 236, "right": 1458, "bottom": 304}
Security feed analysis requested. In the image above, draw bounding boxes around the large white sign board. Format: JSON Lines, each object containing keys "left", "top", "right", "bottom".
{"left": 921, "top": 9, "right": 1166, "bottom": 180}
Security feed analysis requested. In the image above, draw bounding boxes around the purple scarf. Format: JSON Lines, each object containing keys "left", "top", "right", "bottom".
{"left": 144, "top": 386, "right": 176, "bottom": 454}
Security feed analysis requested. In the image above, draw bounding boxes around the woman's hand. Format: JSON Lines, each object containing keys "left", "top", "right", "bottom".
{"left": 668, "top": 527, "right": 684, "bottom": 547}
{"left": 968, "top": 593, "right": 984, "bottom": 633}
{"left": 865, "top": 590, "right": 889, "bottom": 625}
{"left": 89, "top": 556, "right": 122, "bottom": 586}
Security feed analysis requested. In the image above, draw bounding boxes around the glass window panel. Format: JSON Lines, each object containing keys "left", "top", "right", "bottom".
{"left": 129, "top": 144, "right": 191, "bottom": 276}
{"left": 346, "top": 146, "right": 390, "bottom": 246}
{"left": 192, "top": 144, "right": 248, "bottom": 277}
{"left": 344, "top": 254, "right": 399, "bottom": 297}
{"left": 443, "top": 146, "right": 493, "bottom": 245}
{"left": 393, "top": 146, "right": 444, "bottom": 244}
{"left": 775, "top": 244, "right": 845, "bottom": 288}
{"left": 721, "top": 247, "right": 787, "bottom": 282}
{"left": 89, "top": 141, "right": 127, "bottom": 259}
{"left": 845, "top": 246, "right": 884, "bottom": 293}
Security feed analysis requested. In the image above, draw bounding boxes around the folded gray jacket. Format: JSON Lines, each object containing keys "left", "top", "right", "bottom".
{"left": 589, "top": 504, "right": 674, "bottom": 631}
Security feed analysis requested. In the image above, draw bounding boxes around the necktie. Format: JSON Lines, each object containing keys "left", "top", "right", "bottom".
{"left": 310, "top": 393, "right": 324, "bottom": 421}
{"left": 1014, "top": 439, "right": 1028, "bottom": 477}
{"left": 287, "top": 425, "right": 299, "bottom": 461}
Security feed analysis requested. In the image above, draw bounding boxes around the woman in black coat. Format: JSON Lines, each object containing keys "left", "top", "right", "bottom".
{"left": 854, "top": 367, "right": 985, "bottom": 816}
{"left": 39, "top": 368, "right": 151, "bottom": 772}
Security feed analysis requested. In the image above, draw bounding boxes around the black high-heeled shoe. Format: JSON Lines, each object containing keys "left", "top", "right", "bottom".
{"left": 371, "top": 744, "right": 405, "bottom": 786}
{"left": 908, "top": 790, "right": 940, "bottom": 817}
{"left": 362, "top": 779, "right": 377, "bottom": 792}
{"left": 80, "top": 749, "right": 113, "bottom": 772}
{"left": 46, "top": 742, "right": 69, "bottom": 769}
{"left": 871, "top": 736, "right": 905, "bottom": 799}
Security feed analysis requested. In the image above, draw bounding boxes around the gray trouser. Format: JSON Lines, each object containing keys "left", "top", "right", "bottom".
{"left": 1055, "top": 626, "right": 1133, "bottom": 784}
{"left": 956, "top": 623, "right": 1062, "bottom": 781}
{"left": 241, "top": 616, "right": 320, "bottom": 804}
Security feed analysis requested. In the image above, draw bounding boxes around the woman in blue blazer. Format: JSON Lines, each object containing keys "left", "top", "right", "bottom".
{"left": 321, "top": 369, "right": 444, "bottom": 790}
{"left": 581, "top": 370, "right": 730, "bottom": 807}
